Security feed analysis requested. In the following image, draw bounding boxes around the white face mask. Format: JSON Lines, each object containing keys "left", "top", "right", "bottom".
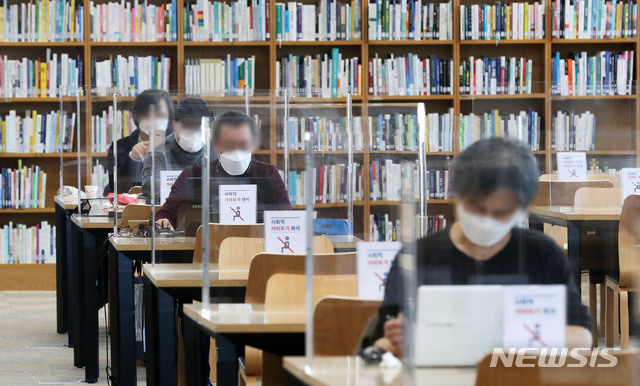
{"left": 155, "top": 119, "right": 169, "bottom": 132}
{"left": 219, "top": 150, "right": 252, "bottom": 176}
{"left": 456, "top": 203, "right": 519, "bottom": 247}
{"left": 138, "top": 118, "right": 168, "bottom": 135}
{"left": 177, "top": 130, "right": 203, "bottom": 153}
{"left": 138, "top": 119, "right": 152, "bottom": 135}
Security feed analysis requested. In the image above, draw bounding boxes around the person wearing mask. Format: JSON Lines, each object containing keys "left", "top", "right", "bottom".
{"left": 155, "top": 111, "right": 291, "bottom": 230}
{"left": 367, "top": 137, "right": 592, "bottom": 357}
{"left": 103, "top": 89, "right": 175, "bottom": 195}
{"left": 141, "top": 97, "right": 212, "bottom": 201}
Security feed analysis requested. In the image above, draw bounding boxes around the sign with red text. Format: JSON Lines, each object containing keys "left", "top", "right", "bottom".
{"left": 219, "top": 184, "right": 257, "bottom": 224}
{"left": 264, "top": 211, "right": 306, "bottom": 254}
{"left": 622, "top": 168, "right": 640, "bottom": 201}
{"left": 557, "top": 152, "right": 587, "bottom": 181}
{"left": 160, "top": 170, "right": 182, "bottom": 205}
{"left": 356, "top": 241, "right": 402, "bottom": 299}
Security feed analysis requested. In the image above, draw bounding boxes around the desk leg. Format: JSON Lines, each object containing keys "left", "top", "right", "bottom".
{"left": 108, "top": 245, "right": 136, "bottom": 386}
{"left": 144, "top": 277, "right": 177, "bottom": 386}
{"left": 567, "top": 221, "right": 581, "bottom": 293}
{"left": 285, "top": 372, "right": 307, "bottom": 386}
{"left": 70, "top": 223, "right": 84, "bottom": 368}
{"left": 66, "top": 213, "right": 75, "bottom": 348}
{"left": 82, "top": 229, "right": 100, "bottom": 383}
{"left": 528, "top": 215, "right": 544, "bottom": 233}
{"left": 183, "top": 315, "right": 209, "bottom": 386}
{"left": 216, "top": 333, "right": 239, "bottom": 386}
{"left": 55, "top": 204, "right": 68, "bottom": 334}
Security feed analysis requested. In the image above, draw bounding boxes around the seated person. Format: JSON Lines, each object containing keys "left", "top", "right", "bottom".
{"left": 104, "top": 89, "right": 175, "bottom": 195}
{"left": 155, "top": 111, "right": 291, "bottom": 230}
{"left": 141, "top": 97, "right": 212, "bottom": 201}
{"left": 369, "top": 137, "right": 592, "bottom": 357}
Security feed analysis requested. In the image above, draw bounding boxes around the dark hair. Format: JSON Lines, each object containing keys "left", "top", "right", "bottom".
{"left": 213, "top": 111, "right": 258, "bottom": 141}
{"left": 175, "top": 97, "right": 214, "bottom": 123}
{"left": 132, "top": 89, "right": 175, "bottom": 127}
{"left": 452, "top": 137, "right": 539, "bottom": 207}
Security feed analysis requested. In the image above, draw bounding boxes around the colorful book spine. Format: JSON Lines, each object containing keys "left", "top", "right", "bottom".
{"left": 184, "top": 56, "right": 256, "bottom": 96}
{"left": 91, "top": 107, "right": 135, "bottom": 152}
{"left": 0, "top": 109, "right": 76, "bottom": 153}
{"left": 368, "top": 0, "right": 453, "bottom": 40}
{"left": 91, "top": 55, "right": 171, "bottom": 96}
{"left": 369, "top": 159, "right": 422, "bottom": 200}
{"left": 551, "top": 110, "right": 596, "bottom": 150}
{"left": 460, "top": 56, "right": 534, "bottom": 95}
{"left": 0, "top": 161, "right": 47, "bottom": 209}
{"left": 0, "top": 221, "right": 55, "bottom": 264}
{"left": 458, "top": 109, "right": 541, "bottom": 151}
{"left": 0, "top": 0, "right": 83, "bottom": 42}
{"left": 283, "top": 163, "right": 363, "bottom": 204}
{"left": 461, "top": 2, "right": 545, "bottom": 40}
{"left": 551, "top": 50, "right": 634, "bottom": 95}
{"left": 185, "top": 0, "right": 269, "bottom": 41}
{"left": 276, "top": 116, "right": 364, "bottom": 151}
{"left": 553, "top": 0, "right": 637, "bottom": 38}
{"left": 368, "top": 54, "right": 453, "bottom": 96}
{"left": 90, "top": 1, "right": 177, "bottom": 42}
{"left": 367, "top": 109, "right": 454, "bottom": 152}
{"left": 275, "top": 0, "right": 361, "bottom": 41}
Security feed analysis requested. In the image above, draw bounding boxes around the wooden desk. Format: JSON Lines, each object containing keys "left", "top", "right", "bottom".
{"left": 183, "top": 303, "right": 306, "bottom": 386}
{"left": 109, "top": 236, "right": 196, "bottom": 251}
{"left": 71, "top": 213, "right": 115, "bottom": 229}
{"left": 529, "top": 206, "right": 621, "bottom": 221}
{"left": 143, "top": 264, "right": 248, "bottom": 386}
{"left": 54, "top": 196, "right": 78, "bottom": 343}
{"left": 55, "top": 195, "right": 79, "bottom": 210}
{"left": 327, "top": 235, "right": 363, "bottom": 252}
{"left": 283, "top": 356, "right": 477, "bottom": 386}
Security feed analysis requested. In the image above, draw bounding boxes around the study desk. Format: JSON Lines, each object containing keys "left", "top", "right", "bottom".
{"left": 54, "top": 196, "right": 78, "bottom": 343}
{"left": 529, "top": 206, "right": 622, "bottom": 292}
{"left": 143, "top": 263, "right": 248, "bottom": 386}
{"left": 183, "top": 303, "right": 306, "bottom": 386}
{"left": 283, "top": 356, "right": 477, "bottom": 386}
{"left": 107, "top": 237, "right": 196, "bottom": 386}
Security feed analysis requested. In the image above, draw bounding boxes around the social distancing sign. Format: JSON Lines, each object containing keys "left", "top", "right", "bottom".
{"left": 264, "top": 211, "right": 306, "bottom": 254}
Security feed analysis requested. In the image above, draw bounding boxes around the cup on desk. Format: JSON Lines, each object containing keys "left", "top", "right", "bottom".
{"left": 85, "top": 185, "right": 99, "bottom": 199}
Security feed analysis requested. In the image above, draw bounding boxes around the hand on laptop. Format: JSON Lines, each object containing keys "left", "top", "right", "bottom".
{"left": 156, "top": 218, "right": 174, "bottom": 230}
{"left": 383, "top": 313, "right": 404, "bottom": 358}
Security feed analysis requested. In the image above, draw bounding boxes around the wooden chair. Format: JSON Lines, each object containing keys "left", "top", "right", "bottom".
{"left": 312, "top": 296, "right": 381, "bottom": 356}
{"left": 605, "top": 194, "right": 640, "bottom": 347}
{"left": 476, "top": 350, "right": 639, "bottom": 385}
{"left": 264, "top": 273, "right": 357, "bottom": 310}
{"left": 192, "top": 223, "right": 263, "bottom": 264}
{"left": 119, "top": 204, "right": 153, "bottom": 228}
{"left": 128, "top": 185, "right": 142, "bottom": 195}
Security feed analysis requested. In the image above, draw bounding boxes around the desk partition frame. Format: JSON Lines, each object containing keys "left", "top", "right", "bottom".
{"left": 76, "top": 89, "right": 83, "bottom": 216}
{"left": 201, "top": 115, "right": 212, "bottom": 314}
{"left": 112, "top": 92, "right": 119, "bottom": 233}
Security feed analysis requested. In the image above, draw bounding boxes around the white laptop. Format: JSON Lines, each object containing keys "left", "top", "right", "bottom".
{"left": 414, "top": 285, "right": 503, "bottom": 367}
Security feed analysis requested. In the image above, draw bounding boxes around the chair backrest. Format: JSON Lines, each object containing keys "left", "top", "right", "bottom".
{"left": 618, "top": 195, "right": 640, "bottom": 288}
{"left": 264, "top": 274, "right": 357, "bottom": 310}
{"left": 128, "top": 185, "right": 143, "bottom": 195}
{"left": 475, "top": 350, "right": 640, "bottom": 385}
{"left": 313, "top": 296, "right": 381, "bottom": 356}
{"left": 245, "top": 252, "right": 356, "bottom": 304}
{"left": 574, "top": 187, "right": 623, "bottom": 208}
{"left": 539, "top": 173, "right": 619, "bottom": 186}
{"left": 120, "top": 204, "right": 153, "bottom": 228}
{"left": 534, "top": 180, "right": 614, "bottom": 206}
{"left": 192, "top": 223, "right": 264, "bottom": 264}
{"left": 218, "top": 235, "right": 335, "bottom": 270}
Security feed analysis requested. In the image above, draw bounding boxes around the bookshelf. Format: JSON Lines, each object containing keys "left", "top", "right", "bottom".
{"left": 0, "top": 0, "right": 638, "bottom": 283}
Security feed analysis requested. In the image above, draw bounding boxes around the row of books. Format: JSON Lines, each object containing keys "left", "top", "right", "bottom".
{"left": 370, "top": 158, "right": 417, "bottom": 201}
{"left": 184, "top": 57, "right": 255, "bottom": 96}
{"left": 1, "top": 110, "right": 76, "bottom": 153}
{"left": 275, "top": 0, "right": 361, "bottom": 41}
{"left": 92, "top": 107, "right": 135, "bottom": 152}
{"left": 551, "top": 110, "right": 596, "bottom": 150}
{"left": 276, "top": 49, "right": 362, "bottom": 98}
{"left": 184, "top": 0, "right": 269, "bottom": 42}
{"left": 286, "top": 163, "right": 364, "bottom": 204}
{"left": 0, "top": 0, "right": 83, "bottom": 42}
{"left": 276, "top": 116, "right": 365, "bottom": 151}
{"left": 369, "top": 213, "right": 447, "bottom": 241}
{"left": 91, "top": 55, "right": 171, "bottom": 97}
{"left": 0, "top": 161, "right": 47, "bottom": 209}
{"left": 369, "top": 54, "right": 453, "bottom": 96}
{"left": 459, "top": 109, "right": 542, "bottom": 151}
{"left": 551, "top": 50, "right": 634, "bottom": 96}
{"left": 0, "top": 53, "right": 83, "bottom": 98}
{"left": 91, "top": 160, "right": 108, "bottom": 194}
{"left": 552, "top": 0, "right": 637, "bottom": 39}
{"left": 368, "top": 0, "right": 453, "bottom": 41}
{"left": 460, "top": 2, "right": 545, "bottom": 40}
{"left": 0, "top": 221, "right": 55, "bottom": 264}
{"left": 460, "top": 56, "right": 534, "bottom": 95}
{"left": 368, "top": 110, "right": 455, "bottom": 152}
{"left": 89, "top": 0, "right": 178, "bottom": 42}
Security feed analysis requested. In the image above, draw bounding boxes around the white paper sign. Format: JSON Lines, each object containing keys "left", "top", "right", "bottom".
{"left": 503, "top": 285, "right": 566, "bottom": 349}
{"left": 264, "top": 211, "right": 306, "bottom": 254}
{"left": 622, "top": 168, "right": 640, "bottom": 201}
{"left": 219, "top": 184, "right": 257, "bottom": 224}
{"left": 356, "top": 241, "right": 402, "bottom": 299}
{"left": 556, "top": 152, "right": 587, "bottom": 181}
{"left": 159, "top": 170, "right": 182, "bottom": 204}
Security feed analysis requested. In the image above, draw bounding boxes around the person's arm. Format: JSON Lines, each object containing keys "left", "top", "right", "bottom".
{"left": 141, "top": 153, "right": 152, "bottom": 198}
{"left": 103, "top": 143, "right": 115, "bottom": 196}
{"left": 372, "top": 255, "right": 404, "bottom": 355}
{"left": 268, "top": 165, "right": 292, "bottom": 209}
{"left": 155, "top": 167, "right": 192, "bottom": 229}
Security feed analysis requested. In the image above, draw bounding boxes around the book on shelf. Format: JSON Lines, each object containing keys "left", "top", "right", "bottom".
{"left": 92, "top": 160, "right": 108, "bottom": 194}
{"left": 0, "top": 51, "right": 83, "bottom": 98}
{"left": 551, "top": 50, "right": 634, "bottom": 96}
{"left": 551, "top": 110, "right": 596, "bottom": 150}
{"left": 91, "top": 54, "right": 171, "bottom": 97}
{"left": 276, "top": 48, "right": 362, "bottom": 97}
{"left": 459, "top": 109, "right": 541, "bottom": 151}
{"left": 0, "top": 0, "right": 83, "bottom": 42}
{"left": 90, "top": 0, "right": 178, "bottom": 42}
{"left": 460, "top": 56, "right": 533, "bottom": 95}
{"left": 283, "top": 163, "right": 364, "bottom": 204}
{"left": 461, "top": 2, "right": 545, "bottom": 40}
{"left": 185, "top": 0, "right": 269, "bottom": 41}
{"left": 275, "top": 0, "right": 361, "bottom": 41}
{"left": 92, "top": 106, "right": 135, "bottom": 152}
{"left": 368, "top": 213, "right": 446, "bottom": 241}
{"left": 0, "top": 221, "right": 55, "bottom": 264}
{"left": 0, "top": 160, "right": 47, "bottom": 209}
{"left": 0, "top": 109, "right": 76, "bottom": 153}
{"left": 368, "top": 0, "right": 453, "bottom": 40}
{"left": 552, "top": 0, "right": 637, "bottom": 39}
{"left": 368, "top": 109, "right": 454, "bottom": 152}
{"left": 369, "top": 54, "right": 453, "bottom": 96}
{"left": 184, "top": 56, "right": 255, "bottom": 96}
{"left": 276, "top": 116, "right": 364, "bottom": 151}
{"left": 369, "top": 159, "right": 419, "bottom": 200}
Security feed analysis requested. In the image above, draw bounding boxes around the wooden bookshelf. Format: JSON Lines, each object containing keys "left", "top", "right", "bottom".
{"left": 0, "top": 0, "right": 638, "bottom": 276}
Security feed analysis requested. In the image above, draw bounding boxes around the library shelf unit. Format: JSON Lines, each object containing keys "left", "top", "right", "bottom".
{"left": 1, "top": 0, "right": 639, "bottom": 287}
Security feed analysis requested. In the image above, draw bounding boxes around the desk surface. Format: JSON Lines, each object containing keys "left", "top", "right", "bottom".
{"left": 110, "top": 236, "right": 196, "bottom": 251}
{"left": 71, "top": 214, "right": 115, "bottom": 229}
{"left": 143, "top": 263, "right": 248, "bottom": 288}
{"left": 283, "top": 356, "right": 476, "bottom": 386}
{"left": 183, "top": 303, "right": 305, "bottom": 334}
{"left": 530, "top": 206, "right": 622, "bottom": 221}
{"left": 55, "top": 195, "right": 79, "bottom": 210}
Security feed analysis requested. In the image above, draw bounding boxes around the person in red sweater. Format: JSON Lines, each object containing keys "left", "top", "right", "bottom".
{"left": 155, "top": 111, "right": 291, "bottom": 230}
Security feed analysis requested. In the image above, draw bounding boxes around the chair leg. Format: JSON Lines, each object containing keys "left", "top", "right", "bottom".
{"left": 599, "top": 284, "right": 606, "bottom": 339}
{"left": 589, "top": 281, "right": 598, "bottom": 347}
{"left": 620, "top": 291, "right": 629, "bottom": 348}
{"left": 605, "top": 284, "right": 614, "bottom": 347}
{"left": 613, "top": 289, "right": 620, "bottom": 346}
